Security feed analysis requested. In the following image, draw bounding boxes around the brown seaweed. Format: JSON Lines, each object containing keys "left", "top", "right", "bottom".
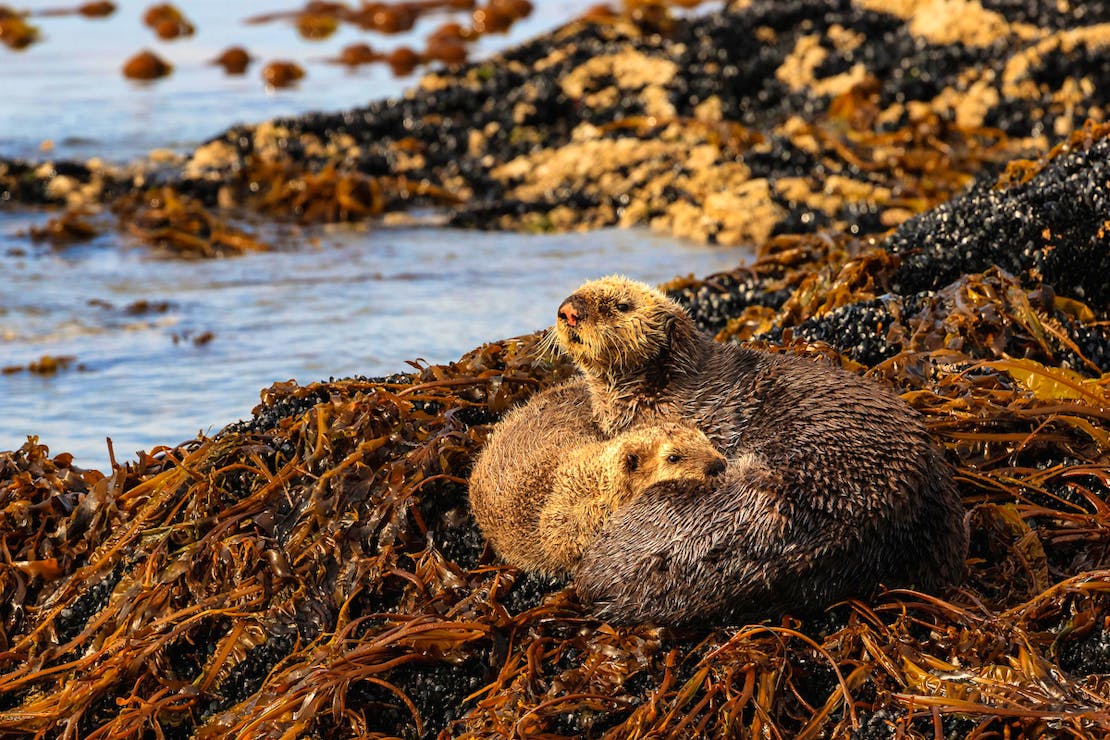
{"left": 0, "top": 8, "right": 39, "bottom": 50}
{"left": 242, "top": 160, "right": 465, "bottom": 223}
{"left": 114, "top": 187, "right": 271, "bottom": 256}
{"left": 27, "top": 210, "right": 100, "bottom": 245}
{"left": 212, "top": 46, "right": 252, "bottom": 75}
{"left": 261, "top": 59, "right": 306, "bottom": 88}
{"left": 121, "top": 49, "right": 173, "bottom": 80}
{"left": 141, "top": 3, "right": 194, "bottom": 40}
{"left": 1, "top": 356, "right": 82, "bottom": 375}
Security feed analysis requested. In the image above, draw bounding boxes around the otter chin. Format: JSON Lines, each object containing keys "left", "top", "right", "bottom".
{"left": 553, "top": 275, "right": 969, "bottom": 627}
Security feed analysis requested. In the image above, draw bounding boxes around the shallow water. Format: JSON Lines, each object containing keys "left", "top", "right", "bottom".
{"left": 0, "top": 2, "right": 749, "bottom": 469}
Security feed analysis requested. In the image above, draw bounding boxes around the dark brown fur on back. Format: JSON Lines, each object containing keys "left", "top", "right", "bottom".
{"left": 561, "top": 278, "right": 969, "bottom": 626}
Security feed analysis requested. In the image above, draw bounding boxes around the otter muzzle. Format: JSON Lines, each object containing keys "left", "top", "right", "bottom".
{"left": 557, "top": 295, "right": 588, "bottom": 327}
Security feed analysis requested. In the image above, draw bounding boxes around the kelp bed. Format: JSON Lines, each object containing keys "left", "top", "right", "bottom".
{"left": 2, "top": 1, "right": 1110, "bottom": 738}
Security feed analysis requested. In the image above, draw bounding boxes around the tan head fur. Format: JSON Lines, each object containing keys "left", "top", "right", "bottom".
{"left": 604, "top": 421, "right": 726, "bottom": 503}
{"left": 549, "top": 275, "right": 688, "bottom": 379}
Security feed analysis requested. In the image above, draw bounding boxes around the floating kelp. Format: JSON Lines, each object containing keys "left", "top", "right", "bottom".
{"left": 246, "top": 0, "right": 532, "bottom": 76}
{"left": 141, "top": 3, "right": 194, "bottom": 40}
{"left": 27, "top": 209, "right": 100, "bottom": 245}
{"left": 30, "top": 2, "right": 116, "bottom": 19}
{"left": 121, "top": 49, "right": 173, "bottom": 80}
{"left": 260, "top": 59, "right": 306, "bottom": 89}
{"left": 0, "top": 355, "right": 82, "bottom": 375}
{"left": 114, "top": 187, "right": 270, "bottom": 256}
{"left": 211, "top": 46, "right": 252, "bottom": 75}
{"left": 0, "top": 7, "right": 39, "bottom": 50}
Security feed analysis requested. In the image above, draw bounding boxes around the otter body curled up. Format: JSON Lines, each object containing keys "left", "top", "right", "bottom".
{"left": 556, "top": 276, "right": 969, "bottom": 626}
{"left": 538, "top": 421, "right": 726, "bottom": 575}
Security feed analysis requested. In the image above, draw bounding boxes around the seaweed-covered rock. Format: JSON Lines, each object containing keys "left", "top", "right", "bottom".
{"left": 9, "top": 0, "right": 1110, "bottom": 255}
{"left": 2, "top": 2, "right": 1110, "bottom": 738}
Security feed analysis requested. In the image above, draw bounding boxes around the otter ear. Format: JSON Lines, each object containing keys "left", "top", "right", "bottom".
{"left": 624, "top": 452, "right": 640, "bottom": 472}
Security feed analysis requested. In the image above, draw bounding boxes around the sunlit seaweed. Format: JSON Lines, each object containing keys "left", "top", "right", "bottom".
{"left": 141, "top": 3, "right": 194, "bottom": 40}
{"left": 211, "top": 46, "right": 251, "bottom": 75}
{"left": 121, "top": 49, "right": 173, "bottom": 80}
{"left": 260, "top": 59, "right": 306, "bottom": 89}
{"left": 27, "top": 209, "right": 100, "bottom": 245}
{"left": 242, "top": 160, "right": 465, "bottom": 223}
{"left": 114, "top": 187, "right": 270, "bottom": 257}
{"left": 0, "top": 7, "right": 40, "bottom": 50}
{"left": 30, "top": 2, "right": 117, "bottom": 19}
{"left": 1, "top": 355, "right": 82, "bottom": 375}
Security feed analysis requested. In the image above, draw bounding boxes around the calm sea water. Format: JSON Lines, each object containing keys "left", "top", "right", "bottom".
{"left": 0, "top": 2, "right": 748, "bottom": 469}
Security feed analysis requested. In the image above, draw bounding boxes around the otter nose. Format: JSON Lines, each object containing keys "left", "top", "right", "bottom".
{"left": 706, "top": 458, "right": 726, "bottom": 477}
{"left": 558, "top": 302, "right": 579, "bottom": 327}
{"left": 558, "top": 296, "right": 588, "bottom": 327}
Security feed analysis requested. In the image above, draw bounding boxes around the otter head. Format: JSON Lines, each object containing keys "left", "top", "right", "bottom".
{"left": 614, "top": 422, "right": 726, "bottom": 500}
{"left": 553, "top": 275, "right": 690, "bottom": 380}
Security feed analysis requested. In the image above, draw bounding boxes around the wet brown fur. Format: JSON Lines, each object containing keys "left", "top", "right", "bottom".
{"left": 469, "top": 383, "right": 725, "bottom": 575}
{"left": 538, "top": 421, "right": 726, "bottom": 575}
{"left": 555, "top": 276, "right": 970, "bottom": 626}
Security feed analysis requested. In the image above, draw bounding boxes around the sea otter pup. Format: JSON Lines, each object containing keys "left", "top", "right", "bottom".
{"left": 538, "top": 421, "right": 726, "bottom": 575}
{"left": 555, "top": 275, "right": 969, "bottom": 626}
{"left": 469, "top": 382, "right": 726, "bottom": 575}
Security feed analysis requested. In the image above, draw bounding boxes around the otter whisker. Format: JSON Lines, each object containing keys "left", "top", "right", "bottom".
{"left": 540, "top": 327, "right": 566, "bottom": 360}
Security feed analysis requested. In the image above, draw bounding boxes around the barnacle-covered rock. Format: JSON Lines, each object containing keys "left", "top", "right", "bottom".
{"left": 887, "top": 122, "right": 1110, "bottom": 308}
{"left": 9, "top": 0, "right": 1110, "bottom": 253}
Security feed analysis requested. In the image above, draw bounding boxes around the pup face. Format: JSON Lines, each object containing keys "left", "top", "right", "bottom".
{"left": 552, "top": 275, "right": 681, "bottom": 377}
{"left": 619, "top": 422, "right": 726, "bottom": 492}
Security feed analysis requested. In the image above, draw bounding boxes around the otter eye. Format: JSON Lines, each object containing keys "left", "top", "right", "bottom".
{"left": 625, "top": 453, "right": 639, "bottom": 472}
{"left": 616, "top": 301, "right": 633, "bottom": 312}
{"left": 666, "top": 454, "right": 682, "bottom": 464}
